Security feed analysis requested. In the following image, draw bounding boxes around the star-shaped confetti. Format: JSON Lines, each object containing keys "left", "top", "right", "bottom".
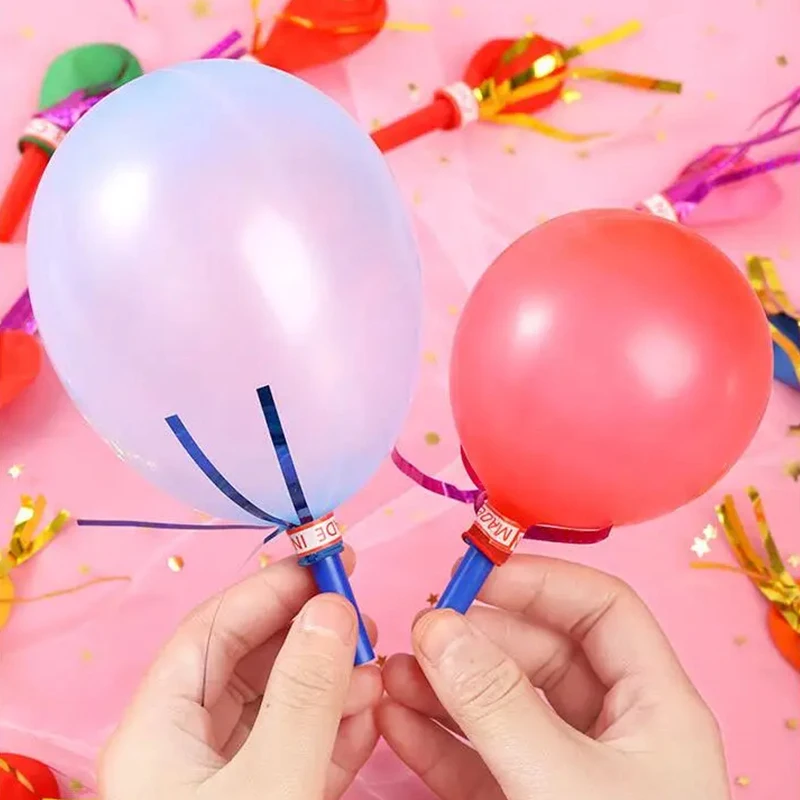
{"left": 426, "top": 593, "right": 439, "bottom": 606}
{"left": 376, "top": 654, "right": 387, "bottom": 667}
{"left": 190, "top": 0, "right": 211, "bottom": 17}
{"left": 690, "top": 537, "right": 711, "bottom": 558}
{"left": 784, "top": 461, "right": 800, "bottom": 481}
{"left": 7, "top": 464, "right": 23, "bottom": 479}
{"left": 167, "top": 555, "right": 185, "bottom": 572}
{"left": 702, "top": 524, "right": 718, "bottom": 541}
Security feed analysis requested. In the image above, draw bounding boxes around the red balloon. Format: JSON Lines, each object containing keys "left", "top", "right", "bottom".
{"left": 450, "top": 209, "right": 773, "bottom": 530}
{"left": 0, "top": 753, "right": 60, "bottom": 799}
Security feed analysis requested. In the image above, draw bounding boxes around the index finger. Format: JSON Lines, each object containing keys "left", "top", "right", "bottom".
{"left": 139, "top": 547, "right": 354, "bottom": 710}
{"left": 476, "top": 554, "right": 691, "bottom": 693}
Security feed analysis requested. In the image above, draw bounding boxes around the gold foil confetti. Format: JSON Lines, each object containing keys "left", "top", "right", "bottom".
{"left": 777, "top": 55, "right": 788, "bottom": 66}
{"left": 258, "top": 553, "right": 270, "bottom": 568}
{"left": 7, "top": 465, "right": 23, "bottom": 479}
{"left": 788, "top": 554, "right": 800, "bottom": 568}
{"left": 190, "top": 0, "right": 211, "bottom": 16}
{"left": 705, "top": 90, "right": 717, "bottom": 100}
{"left": 408, "top": 82, "right": 421, "bottom": 102}
{"left": 69, "top": 779, "right": 84, "bottom": 792}
{"left": 703, "top": 524, "right": 718, "bottom": 541}
{"left": 784, "top": 461, "right": 800, "bottom": 481}
{"left": 786, "top": 718, "right": 798, "bottom": 730}
{"left": 376, "top": 654, "right": 388, "bottom": 666}
{"left": 561, "top": 88, "right": 582, "bottom": 104}
{"left": 81, "top": 650, "right": 93, "bottom": 662}
{"left": 733, "top": 635, "right": 748, "bottom": 646}
{"left": 383, "top": 508, "right": 395, "bottom": 517}
{"left": 412, "top": 190, "right": 422, "bottom": 205}
{"left": 576, "top": 148, "right": 591, "bottom": 159}
{"left": 523, "top": 14, "right": 536, "bottom": 25}
{"left": 370, "top": 118, "right": 381, "bottom": 131}
{"left": 583, "top": 15, "right": 595, "bottom": 26}
{"left": 655, "top": 129, "right": 667, "bottom": 142}
{"left": 439, "top": 155, "right": 450, "bottom": 164}
{"left": 167, "top": 555, "right": 184, "bottom": 572}
{"left": 20, "top": 26, "right": 35, "bottom": 39}
{"left": 447, "top": 304, "right": 460, "bottom": 316}
{"left": 503, "top": 143, "right": 517, "bottom": 155}
{"left": 691, "top": 537, "right": 711, "bottom": 557}
{"left": 536, "top": 214, "right": 549, "bottom": 224}
{"left": 788, "top": 424, "right": 800, "bottom": 436}
{"left": 339, "top": 522, "right": 348, "bottom": 533}
{"left": 423, "top": 351, "right": 438, "bottom": 365}
{"left": 424, "top": 432, "right": 441, "bottom": 446}
{"left": 704, "top": 24, "right": 718, "bottom": 35}
{"left": 78, "top": 564, "right": 91, "bottom": 575}
{"left": 427, "top": 593, "right": 439, "bottom": 606}
{"left": 735, "top": 776, "right": 751, "bottom": 787}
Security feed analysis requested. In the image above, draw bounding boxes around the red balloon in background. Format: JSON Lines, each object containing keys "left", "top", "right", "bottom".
{"left": 450, "top": 209, "right": 773, "bottom": 530}
{"left": 0, "top": 753, "right": 60, "bottom": 799}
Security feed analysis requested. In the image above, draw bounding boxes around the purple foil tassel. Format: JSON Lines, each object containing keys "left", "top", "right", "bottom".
{"left": 654, "top": 86, "right": 800, "bottom": 222}
{"left": 35, "top": 89, "right": 112, "bottom": 132}
{"left": 391, "top": 448, "right": 612, "bottom": 544}
{"left": 201, "top": 30, "right": 244, "bottom": 60}
{"left": 0, "top": 290, "right": 35, "bottom": 335}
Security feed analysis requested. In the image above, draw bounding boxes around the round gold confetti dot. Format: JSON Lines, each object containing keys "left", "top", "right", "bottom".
{"left": 786, "top": 718, "right": 798, "bottom": 730}
{"left": 258, "top": 553, "right": 270, "bottom": 568}
{"left": 447, "top": 304, "right": 460, "bottom": 316}
{"left": 80, "top": 650, "right": 93, "bottom": 662}
{"left": 168, "top": 555, "right": 185, "bottom": 572}
{"left": 383, "top": 507, "right": 395, "bottom": 517}
{"left": 734, "top": 776, "right": 750, "bottom": 787}
{"left": 704, "top": 90, "right": 717, "bottom": 100}
{"left": 733, "top": 635, "right": 748, "bottom": 646}
{"left": 503, "top": 143, "right": 517, "bottom": 155}
{"left": 7, "top": 464, "right": 23, "bottom": 479}
{"left": 777, "top": 54, "right": 788, "bottom": 66}
{"left": 424, "top": 432, "right": 441, "bottom": 446}
{"left": 423, "top": 350, "right": 438, "bottom": 365}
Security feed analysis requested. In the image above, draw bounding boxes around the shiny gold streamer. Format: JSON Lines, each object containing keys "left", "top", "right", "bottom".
{"left": 249, "top": 0, "right": 429, "bottom": 51}
{"left": 746, "top": 254, "right": 800, "bottom": 384}
{"left": 474, "top": 21, "right": 682, "bottom": 141}
{"left": 0, "top": 497, "right": 130, "bottom": 630}
{"left": 692, "top": 489, "right": 799, "bottom": 635}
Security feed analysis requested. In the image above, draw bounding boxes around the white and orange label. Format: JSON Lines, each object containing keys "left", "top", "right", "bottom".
{"left": 473, "top": 503, "right": 524, "bottom": 555}
{"left": 439, "top": 81, "right": 480, "bottom": 127}
{"left": 639, "top": 193, "right": 679, "bottom": 222}
{"left": 288, "top": 513, "right": 343, "bottom": 557}
{"left": 22, "top": 118, "right": 66, "bottom": 150}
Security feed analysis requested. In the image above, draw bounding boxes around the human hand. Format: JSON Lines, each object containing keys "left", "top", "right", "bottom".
{"left": 379, "top": 554, "right": 731, "bottom": 800}
{"left": 101, "top": 548, "right": 382, "bottom": 800}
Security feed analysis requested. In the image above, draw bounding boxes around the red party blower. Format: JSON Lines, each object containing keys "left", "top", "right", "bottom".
{"left": 435, "top": 209, "right": 773, "bottom": 612}
{"left": 371, "top": 20, "right": 681, "bottom": 153}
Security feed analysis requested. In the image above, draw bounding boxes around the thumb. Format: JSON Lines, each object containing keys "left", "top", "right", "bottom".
{"left": 412, "top": 610, "right": 578, "bottom": 800}
{"left": 232, "top": 593, "right": 357, "bottom": 799}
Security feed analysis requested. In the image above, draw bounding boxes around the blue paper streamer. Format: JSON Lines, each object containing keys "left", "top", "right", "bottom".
{"left": 257, "top": 385, "right": 314, "bottom": 525}
{"left": 166, "top": 413, "right": 289, "bottom": 527}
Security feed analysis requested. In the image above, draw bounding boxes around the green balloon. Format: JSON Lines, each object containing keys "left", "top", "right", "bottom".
{"left": 37, "top": 42, "right": 143, "bottom": 109}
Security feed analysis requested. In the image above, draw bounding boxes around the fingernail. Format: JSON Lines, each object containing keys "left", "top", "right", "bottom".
{"left": 414, "top": 610, "right": 472, "bottom": 665}
{"left": 300, "top": 595, "right": 356, "bottom": 645}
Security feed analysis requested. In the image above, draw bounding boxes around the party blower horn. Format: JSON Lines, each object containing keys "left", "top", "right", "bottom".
{"left": 26, "top": 60, "right": 422, "bottom": 665}
{"left": 397, "top": 210, "right": 773, "bottom": 612}
{"left": 0, "top": 43, "right": 143, "bottom": 242}
{"left": 371, "top": 20, "right": 681, "bottom": 152}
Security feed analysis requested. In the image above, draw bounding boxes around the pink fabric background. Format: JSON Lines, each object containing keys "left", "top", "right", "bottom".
{"left": 1, "top": 0, "right": 799, "bottom": 796}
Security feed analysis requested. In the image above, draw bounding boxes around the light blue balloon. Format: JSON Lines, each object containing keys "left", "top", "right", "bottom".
{"left": 28, "top": 59, "right": 421, "bottom": 525}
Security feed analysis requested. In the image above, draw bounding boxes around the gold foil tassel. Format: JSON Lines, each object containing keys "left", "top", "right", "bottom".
{"left": 0, "top": 496, "right": 130, "bottom": 630}
{"left": 692, "top": 489, "right": 799, "bottom": 637}
{"left": 473, "top": 21, "right": 682, "bottom": 142}
{"left": 746, "top": 254, "right": 800, "bottom": 384}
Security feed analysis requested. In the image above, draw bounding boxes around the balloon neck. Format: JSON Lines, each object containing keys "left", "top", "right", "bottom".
{"left": 463, "top": 501, "right": 525, "bottom": 566}
{"left": 18, "top": 118, "right": 66, "bottom": 155}
{"left": 286, "top": 512, "right": 343, "bottom": 565}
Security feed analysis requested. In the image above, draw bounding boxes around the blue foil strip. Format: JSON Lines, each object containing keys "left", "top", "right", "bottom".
{"left": 76, "top": 519, "right": 270, "bottom": 530}
{"left": 257, "top": 385, "right": 314, "bottom": 525}
{"left": 166, "top": 413, "right": 289, "bottom": 527}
